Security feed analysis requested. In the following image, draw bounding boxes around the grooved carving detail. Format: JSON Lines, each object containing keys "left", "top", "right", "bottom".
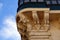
{"left": 16, "top": 10, "right": 56, "bottom": 40}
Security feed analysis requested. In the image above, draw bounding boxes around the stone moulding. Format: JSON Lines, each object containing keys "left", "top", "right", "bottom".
{"left": 16, "top": 8, "right": 60, "bottom": 40}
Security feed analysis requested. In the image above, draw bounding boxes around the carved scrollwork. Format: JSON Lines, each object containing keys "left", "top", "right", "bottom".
{"left": 16, "top": 10, "right": 50, "bottom": 40}
{"left": 16, "top": 14, "right": 29, "bottom": 40}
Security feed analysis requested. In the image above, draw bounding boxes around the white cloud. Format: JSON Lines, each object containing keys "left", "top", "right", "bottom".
{"left": 0, "top": 3, "right": 3, "bottom": 9}
{"left": 0, "top": 16, "right": 21, "bottom": 40}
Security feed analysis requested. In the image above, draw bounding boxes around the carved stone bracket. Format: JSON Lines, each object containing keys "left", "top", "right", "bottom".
{"left": 16, "top": 8, "right": 52, "bottom": 40}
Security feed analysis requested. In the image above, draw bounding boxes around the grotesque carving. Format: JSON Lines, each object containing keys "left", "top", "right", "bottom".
{"left": 16, "top": 8, "right": 60, "bottom": 40}
{"left": 16, "top": 10, "right": 52, "bottom": 40}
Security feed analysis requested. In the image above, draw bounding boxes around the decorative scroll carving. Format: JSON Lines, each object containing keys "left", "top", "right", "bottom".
{"left": 43, "top": 11, "right": 50, "bottom": 31}
{"left": 16, "top": 13, "right": 29, "bottom": 40}
{"left": 16, "top": 10, "right": 51, "bottom": 40}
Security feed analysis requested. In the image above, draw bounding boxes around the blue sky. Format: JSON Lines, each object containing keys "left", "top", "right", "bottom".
{"left": 0, "top": 0, "right": 21, "bottom": 40}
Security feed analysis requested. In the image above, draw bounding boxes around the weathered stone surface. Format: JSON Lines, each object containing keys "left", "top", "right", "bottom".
{"left": 16, "top": 8, "right": 60, "bottom": 40}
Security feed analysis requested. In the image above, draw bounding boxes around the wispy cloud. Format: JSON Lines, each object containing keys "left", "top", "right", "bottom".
{"left": 0, "top": 16, "right": 21, "bottom": 40}
{"left": 0, "top": 3, "right": 3, "bottom": 9}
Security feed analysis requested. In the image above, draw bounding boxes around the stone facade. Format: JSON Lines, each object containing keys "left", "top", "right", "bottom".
{"left": 16, "top": 8, "right": 60, "bottom": 40}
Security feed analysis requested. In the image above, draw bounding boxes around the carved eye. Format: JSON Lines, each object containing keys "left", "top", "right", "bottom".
{"left": 16, "top": 15, "right": 20, "bottom": 23}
